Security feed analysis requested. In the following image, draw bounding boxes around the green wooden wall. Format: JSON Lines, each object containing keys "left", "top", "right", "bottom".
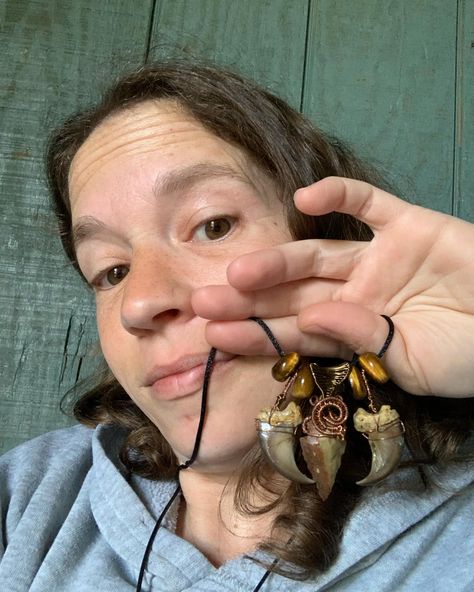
{"left": 1, "top": 0, "right": 472, "bottom": 455}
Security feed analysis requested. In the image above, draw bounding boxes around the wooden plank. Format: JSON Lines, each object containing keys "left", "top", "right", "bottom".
{"left": 453, "top": 0, "right": 474, "bottom": 221}
{"left": 0, "top": 0, "right": 153, "bottom": 454}
{"left": 149, "top": 0, "right": 309, "bottom": 110}
{"left": 302, "top": 0, "right": 457, "bottom": 212}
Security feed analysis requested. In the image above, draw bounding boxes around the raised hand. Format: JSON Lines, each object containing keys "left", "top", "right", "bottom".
{"left": 192, "top": 177, "right": 474, "bottom": 397}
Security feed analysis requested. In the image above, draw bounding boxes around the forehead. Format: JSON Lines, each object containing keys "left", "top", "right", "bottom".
{"left": 69, "top": 100, "right": 250, "bottom": 197}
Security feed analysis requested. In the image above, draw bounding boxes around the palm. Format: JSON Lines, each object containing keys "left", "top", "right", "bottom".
{"left": 193, "top": 178, "right": 474, "bottom": 397}
{"left": 337, "top": 203, "right": 474, "bottom": 395}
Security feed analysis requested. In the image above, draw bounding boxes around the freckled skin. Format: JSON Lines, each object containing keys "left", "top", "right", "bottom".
{"left": 69, "top": 100, "right": 292, "bottom": 473}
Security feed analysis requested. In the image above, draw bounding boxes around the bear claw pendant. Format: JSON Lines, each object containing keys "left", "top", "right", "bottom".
{"left": 256, "top": 402, "right": 315, "bottom": 485}
{"left": 353, "top": 405, "right": 405, "bottom": 485}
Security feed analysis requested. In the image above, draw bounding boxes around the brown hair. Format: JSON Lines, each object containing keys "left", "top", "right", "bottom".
{"left": 46, "top": 62, "right": 472, "bottom": 579}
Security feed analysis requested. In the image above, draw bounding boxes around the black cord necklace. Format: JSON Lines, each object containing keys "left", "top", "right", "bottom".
{"left": 135, "top": 319, "right": 282, "bottom": 592}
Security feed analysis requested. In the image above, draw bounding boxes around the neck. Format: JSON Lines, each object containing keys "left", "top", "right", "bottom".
{"left": 176, "top": 467, "right": 284, "bottom": 566}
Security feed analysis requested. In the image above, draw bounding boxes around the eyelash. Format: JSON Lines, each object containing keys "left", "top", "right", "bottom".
{"left": 90, "top": 265, "right": 129, "bottom": 291}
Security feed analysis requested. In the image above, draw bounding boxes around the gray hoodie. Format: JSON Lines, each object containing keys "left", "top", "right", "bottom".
{"left": 1, "top": 424, "right": 473, "bottom": 591}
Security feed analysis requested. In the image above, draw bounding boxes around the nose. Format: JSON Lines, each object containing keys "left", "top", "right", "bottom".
{"left": 120, "top": 249, "right": 193, "bottom": 334}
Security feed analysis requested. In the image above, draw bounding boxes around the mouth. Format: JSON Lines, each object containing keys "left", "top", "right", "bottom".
{"left": 144, "top": 351, "right": 237, "bottom": 401}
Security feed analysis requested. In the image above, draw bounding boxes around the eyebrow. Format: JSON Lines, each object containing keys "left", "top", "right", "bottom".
{"left": 71, "top": 163, "right": 253, "bottom": 250}
{"left": 153, "top": 163, "right": 251, "bottom": 196}
{"left": 72, "top": 217, "right": 109, "bottom": 251}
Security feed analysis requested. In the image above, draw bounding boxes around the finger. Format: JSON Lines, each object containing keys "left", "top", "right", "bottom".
{"left": 204, "top": 316, "right": 345, "bottom": 357}
{"left": 226, "top": 239, "right": 367, "bottom": 290}
{"left": 298, "top": 301, "right": 399, "bottom": 358}
{"left": 294, "top": 177, "right": 406, "bottom": 232}
{"left": 192, "top": 278, "right": 342, "bottom": 321}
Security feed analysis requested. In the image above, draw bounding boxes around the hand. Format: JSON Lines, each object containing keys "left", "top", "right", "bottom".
{"left": 192, "top": 177, "right": 474, "bottom": 397}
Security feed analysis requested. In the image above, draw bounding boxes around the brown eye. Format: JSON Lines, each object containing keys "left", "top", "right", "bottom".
{"left": 199, "top": 218, "right": 233, "bottom": 241}
{"left": 105, "top": 266, "right": 129, "bottom": 286}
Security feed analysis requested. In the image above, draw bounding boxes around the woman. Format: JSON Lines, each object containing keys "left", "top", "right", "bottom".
{"left": 1, "top": 63, "right": 473, "bottom": 591}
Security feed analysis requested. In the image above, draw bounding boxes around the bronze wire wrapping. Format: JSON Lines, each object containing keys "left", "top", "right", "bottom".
{"left": 136, "top": 315, "right": 398, "bottom": 591}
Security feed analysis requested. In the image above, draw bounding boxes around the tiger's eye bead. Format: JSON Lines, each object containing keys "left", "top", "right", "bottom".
{"left": 272, "top": 352, "right": 300, "bottom": 382}
{"left": 358, "top": 352, "right": 389, "bottom": 384}
{"left": 348, "top": 366, "right": 367, "bottom": 399}
{"left": 291, "top": 364, "right": 315, "bottom": 399}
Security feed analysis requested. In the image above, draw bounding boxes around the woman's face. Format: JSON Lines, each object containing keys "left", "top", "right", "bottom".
{"left": 69, "top": 100, "right": 292, "bottom": 473}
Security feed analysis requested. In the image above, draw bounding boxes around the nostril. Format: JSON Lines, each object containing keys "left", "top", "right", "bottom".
{"left": 154, "top": 309, "right": 180, "bottom": 321}
{"left": 121, "top": 304, "right": 182, "bottom": 334}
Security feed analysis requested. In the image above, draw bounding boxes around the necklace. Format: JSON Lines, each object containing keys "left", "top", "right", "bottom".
{"left": 135, "top": 319, "right": 282, "bottom": 591}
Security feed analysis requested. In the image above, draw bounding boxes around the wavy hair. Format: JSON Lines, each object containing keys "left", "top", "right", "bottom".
{"left": 46, "top": 62, "right": 472, "bottom": 578}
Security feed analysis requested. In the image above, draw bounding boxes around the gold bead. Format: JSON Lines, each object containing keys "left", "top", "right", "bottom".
{"left": 348, "top": 366, "right": 367, "bottom": 399}
{"left": 291, "top": 365, "right": 315, "bottom": 399}
{"left": 358, "top": 352, "right": 389, "bottom": 384}
{"left": 271, "top": 352, "right": 300, "bottom": 382}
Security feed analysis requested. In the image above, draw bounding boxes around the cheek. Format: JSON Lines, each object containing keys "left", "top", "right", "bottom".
{"left": 202, "top": 358, "right": 283, "bottom": 453}
{"left": 96, "top": 305, "right": 112, "bottom": 349}
{"left": 207, "top": 357, "right": 282, "bottom": 428}
{"left": 96, "top": 302, "right": 127, "bottom": 371}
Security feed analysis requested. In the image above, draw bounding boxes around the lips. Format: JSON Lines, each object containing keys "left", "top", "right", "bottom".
{"left": 144, "top": 351, "right": 236, "bottom": 400}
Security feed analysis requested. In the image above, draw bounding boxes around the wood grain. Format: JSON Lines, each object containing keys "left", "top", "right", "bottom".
{"left": 149, "top": 0, "right": 309, "bottom": 109}
{"left": 0, "top": 0, "right": 153, "bottom": 453}
{"left": 302, "top": 0, "right": 457, "bottom": 212}
{"left": 454, "top": 0, "right": 474, "bottom": 221}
